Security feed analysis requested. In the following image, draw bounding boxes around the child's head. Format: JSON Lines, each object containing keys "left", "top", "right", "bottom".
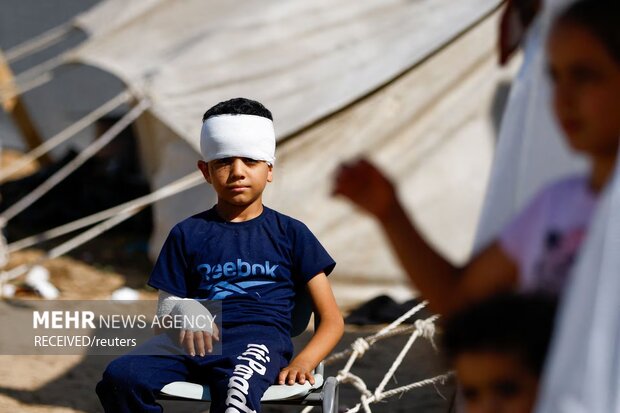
{"left": 443, "top": 293, "right": 556, "bottom": 413}
{"left": 547, "top": 0, "right": 620, "bottom": 157}
{"left": 198, "top": 98, "right": 275, "bottom": 208}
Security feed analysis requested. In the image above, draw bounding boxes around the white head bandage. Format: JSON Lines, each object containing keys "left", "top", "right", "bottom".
{"left": 200, "top": 114, "right": 276, "bottom": 164}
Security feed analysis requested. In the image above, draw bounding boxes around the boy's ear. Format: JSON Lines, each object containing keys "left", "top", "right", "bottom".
{"left": 197, "top": 160, "right": 212, "bottom": 184}
{"left": 267, "top": 163, "right": 273, "bottom": 183}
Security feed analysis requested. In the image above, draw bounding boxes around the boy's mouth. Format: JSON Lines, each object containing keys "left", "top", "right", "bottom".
{"left": 228, "top": 186, "right": 250, "bottom": 192}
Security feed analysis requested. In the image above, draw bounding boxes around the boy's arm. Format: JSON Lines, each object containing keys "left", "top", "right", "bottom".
{"left": 154, "top": 290, "right": 220, "bottom": 356}
{"left": 333, "top": 159, "right": 519, "bottom": 316}
{"left": 278, "top": 272, "right": 344, "bottom": 385}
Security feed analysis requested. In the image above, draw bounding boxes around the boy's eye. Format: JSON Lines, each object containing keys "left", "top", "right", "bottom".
{"left": 493, "top": 380, "right": 521, "bottom": 398}
{"left": 547, "top": 66, "right": 558, "bottom": 84}
{"left": 461, "top": 386, "right": 479, "bottom": 402}
{"left": 212, "top": 157, "right": 262, "bottom": 168}
{"left": 242, "top": 158, "right": 260, "bottom": 166}
{"left": 214, "top": 158, "right": 234, "bottom": 166}
{"left": 570, "top": 65, "right": 602, "bottom": 84}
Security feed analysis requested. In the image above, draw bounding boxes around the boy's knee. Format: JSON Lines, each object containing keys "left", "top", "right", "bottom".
{"left": 100, "top": 356, "right": 147, "bottom": 390}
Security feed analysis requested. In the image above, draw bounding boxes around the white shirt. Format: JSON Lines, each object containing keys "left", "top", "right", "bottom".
{"left": 500, "top": 175, "right": 597, "bottom": 294}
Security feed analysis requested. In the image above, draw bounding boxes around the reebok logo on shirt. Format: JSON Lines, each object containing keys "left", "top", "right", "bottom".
{"left": 197, "top": 259, "right": 279, "bottom": 281}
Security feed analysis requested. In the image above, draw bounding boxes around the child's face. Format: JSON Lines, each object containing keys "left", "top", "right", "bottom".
{"left": 455, "top": 351, "right": 539, "bottom": 413}
{"left": 548, "top": 22, "right": 620, "bottom": 157}
{"left": 198, "top": 157, "right": 272, "bottom": 207}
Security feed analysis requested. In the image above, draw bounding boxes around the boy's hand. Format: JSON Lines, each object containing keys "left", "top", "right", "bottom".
{"left": 333, "top": 158, "right": 398, "bottom": 220}
{"left": 278, "top": 360, "right": 315, "bottom": 386}
{"left": 179, "top": 322, "right": 220, "bottom": 357}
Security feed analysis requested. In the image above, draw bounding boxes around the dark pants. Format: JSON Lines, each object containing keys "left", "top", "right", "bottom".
{"left": 96, "top": 324, "right": 292, "bottom": 413}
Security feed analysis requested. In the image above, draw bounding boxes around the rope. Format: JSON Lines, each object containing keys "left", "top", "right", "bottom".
{"left": 5, "top": 23, "right": 73, "bottom": 63}
{"left": 0, "top": 171, "right": 203, "bottom": 286}
{"left": 0, "top": 51, "right": 70, "bottom": 102}
{"left": 415, "top": 317, "right": 438, "bottom": 350}
{"left": 0, "top": 206, "right": 142, "bottom": 286}
{"left": 0, "top": 71, "right": 53, "bottom": 102}
{"left": 13, "top": 51, "right": 67, "bottom": 85}
{"left": 307, "top": 305, "right": 448, "bottom": 413}
{"left": 0, "top": 90, "right": 131, "bottom": 182}
{"left": 374, "top": 329, "right": 422, "bottom": 399}
{"left": 374, "top": 315, "right": 440, "bottom": 398}
{"left": 325, "top": 324, "right": 419, "bottom": 364}
{"left": 325, "top": 301, "right": 428, "bottom": 365}
{"left": 0, "top": 233, "right": 8, "bottom": 269}
{"left": 0, "top": 98, "right": 150, "bottom": 225}
{"left": 350, "top": 337, "right": 371, "bottom": 356}
{"left": 338, "top": 372, "right": 372, "bottom": 398}
{"left": 7, "top": 171, "right": 203, "bottom": 253}
{"left": 377, "top": 372, "right": 453, "bottom": 400}
{"left": 377, "top": 301, "right": 428, "bottom": 336}
{"left": 345, "top": 373, "right": 454, "bottom": 413}
{"left": 47, "top": 208, "right": 139, "bottom": 260}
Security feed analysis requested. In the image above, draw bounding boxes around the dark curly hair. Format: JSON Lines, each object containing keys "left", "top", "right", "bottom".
{"left": 202, "top": 98, "right": 273, "bottom": 122}
{"left": 442, "top": 293, "right": 557, "bottom": 376}
{"left": 555, "top": 0, "right": 620, "bottom": 64}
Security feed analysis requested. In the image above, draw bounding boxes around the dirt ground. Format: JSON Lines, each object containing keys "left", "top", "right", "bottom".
{"left": 0, "top": 249, "right": 455, "bottom": 413}
{"left": 0, "top": 330, "right": 455, "bottom": 413}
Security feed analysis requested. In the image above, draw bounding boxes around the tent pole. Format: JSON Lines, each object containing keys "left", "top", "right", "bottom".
{"left": 0, "top": 50, "right": 51, "bottom": 164}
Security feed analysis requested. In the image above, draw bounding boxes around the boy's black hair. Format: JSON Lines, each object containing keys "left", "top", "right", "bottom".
{"left": 442, "top": 293, "right": 557, "bottom": 376}
{"left": 555, "top": 0, "right": 620, "bottom": 64}
{"left": 202, "top": 98, "right": 273, "bottom": 122}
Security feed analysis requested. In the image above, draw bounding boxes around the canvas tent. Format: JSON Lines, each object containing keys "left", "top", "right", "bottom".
{"left": 5, "top": 0, "right": 517, "bottom": 305}
{"left": 61, "top": 0, "right": 513, "bottom": 304}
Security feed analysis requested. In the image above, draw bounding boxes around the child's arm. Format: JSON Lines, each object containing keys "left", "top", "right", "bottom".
{"left": 333, "top": 159, "right": 519, "bottom": 316}
{"left": 154, "top": 291, "right": 220, "bottom": 357}
{"left": 278, "top": 272, "right": 344, "bottom": 385}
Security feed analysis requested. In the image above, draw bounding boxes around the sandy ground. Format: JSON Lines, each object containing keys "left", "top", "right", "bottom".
{"left": 0, "top": 249, "right": 455, "bottom": 413}
{"left": 0, "top": 331, "right": 455, "bottom": 413}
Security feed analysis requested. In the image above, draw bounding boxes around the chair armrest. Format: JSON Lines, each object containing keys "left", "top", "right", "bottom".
{"left": 314, "top": 360, "right": 325, "bottom": 377}
{"left": 321, "top": 376, "right": 339, "bottom": 413}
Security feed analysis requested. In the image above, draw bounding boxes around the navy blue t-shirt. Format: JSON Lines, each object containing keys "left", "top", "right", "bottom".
{"left": 148, "top": 206, "right": 336, "bottom": 335}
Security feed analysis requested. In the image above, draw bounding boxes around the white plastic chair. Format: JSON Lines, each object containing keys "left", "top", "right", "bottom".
{"left": 157, "top": 288, "right": 339, "bottom": 412}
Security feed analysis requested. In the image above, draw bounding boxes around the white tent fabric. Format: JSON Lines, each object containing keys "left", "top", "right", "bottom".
{"left": 536, "top": 152, "right": 620, "bottom": 412}
{"left": 71, "top": 0, "right": 501, "bottom": 146}
{"left": 527, "top": 0, "right": 620, "bottom": 411}
{"left": 3, "top": 0, "right": 163, "bottom": 63}
{"left": 472, "top": 1, "right": 586, "bottom": 251}
{"left": 68, "top": 0, "right": 512, "bottom": 305}
{"left": 135, "top": 13, "right": 516, "bottom": 306}
{"left": 265, "top": 14, "right": 508, "bottom": 289}
{"left": 74, "top": 0, "right": 163, "bottom": 36}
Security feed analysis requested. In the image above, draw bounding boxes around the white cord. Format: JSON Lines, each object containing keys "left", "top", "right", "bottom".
{"left": 0, "top": 90, "right": 131, "bottom": 182}
{"left": 0, "top": 98, "right": 149, "bottom": 225}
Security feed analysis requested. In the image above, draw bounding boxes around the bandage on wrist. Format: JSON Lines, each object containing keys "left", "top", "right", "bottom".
{"left": 157, "top": 291, "right": 214, "bottom": 334}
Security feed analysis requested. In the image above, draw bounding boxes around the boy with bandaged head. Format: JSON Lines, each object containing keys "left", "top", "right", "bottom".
{"left": 97, "top": 98, "right": 344, "bottom": 413}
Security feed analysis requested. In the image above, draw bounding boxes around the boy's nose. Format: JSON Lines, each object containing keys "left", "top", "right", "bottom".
{"left": 554, "top": 81, "right": 576, "bottom": 111}
{"left": 230, "top": 158, "right": 246, "bottom": 178}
